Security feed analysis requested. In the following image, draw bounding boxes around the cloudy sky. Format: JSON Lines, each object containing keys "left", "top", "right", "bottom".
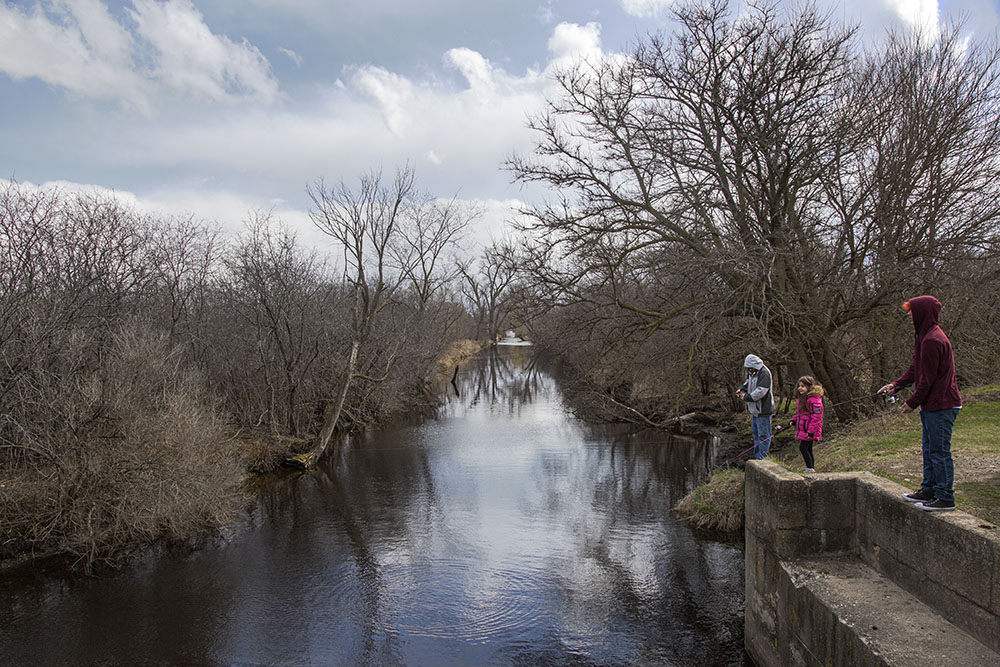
{"left": 2, "top": 0, "right": 998, "bottom": 247}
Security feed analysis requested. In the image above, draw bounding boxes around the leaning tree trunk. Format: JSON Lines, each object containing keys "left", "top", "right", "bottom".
{"left": 287, "top": 339, "right": 360, "bottom": 468}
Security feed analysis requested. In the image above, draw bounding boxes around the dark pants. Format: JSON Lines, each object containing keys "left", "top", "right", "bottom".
{"left": 798, "top": 440, "right": 814, "bottom": 469}
{"left": 920, "top": 407, "right": 960, "bottom": 503}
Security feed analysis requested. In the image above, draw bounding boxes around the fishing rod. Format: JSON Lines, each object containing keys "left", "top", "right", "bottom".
{"left": 738, "top": 387, "right": 901, "bottom": 458}
{"left": 827, "top": 390, "right": 900, "bottom": 410}
{"left": 737, "top": 426, "right": 788, "bottom": 457}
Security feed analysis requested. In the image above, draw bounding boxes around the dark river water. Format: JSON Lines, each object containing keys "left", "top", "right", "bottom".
{"left": 0, "top": 347, "right": 746, "bottom": 666}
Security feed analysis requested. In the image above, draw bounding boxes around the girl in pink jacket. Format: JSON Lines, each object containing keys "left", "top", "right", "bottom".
{"left": 790, "top": 376, "right": 824, "bottom": 472}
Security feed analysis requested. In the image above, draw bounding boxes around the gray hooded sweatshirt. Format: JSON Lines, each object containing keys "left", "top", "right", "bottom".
{"left": 739, "top": 354, "right": 773, "bottom": 416}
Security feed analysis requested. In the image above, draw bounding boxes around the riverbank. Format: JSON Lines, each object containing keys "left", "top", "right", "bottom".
{"left": 1, "top": 345, "right": 746, "bottom": 665}
{"left": 0, "top": 339, "right": 489, "bottom": 573}
{"left": 676, "top": 385, "right": 1000, "bottom": 532}
{"left": 238, "top": 338, "right": 489, "bottom": 474}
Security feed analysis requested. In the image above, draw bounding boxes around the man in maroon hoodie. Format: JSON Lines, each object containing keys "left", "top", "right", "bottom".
{"left": 879, "top": 295, "right": 963, "bottom": 511}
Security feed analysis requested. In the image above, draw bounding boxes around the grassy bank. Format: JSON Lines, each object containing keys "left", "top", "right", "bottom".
{"left": 676, "top": 386, "right": 1000, "bottom": 532}
{"left": 431, "top": 339, "right": 488, "bottom": 382}
{"left": 675, "top": 468, "right": 745, "bottom": 532}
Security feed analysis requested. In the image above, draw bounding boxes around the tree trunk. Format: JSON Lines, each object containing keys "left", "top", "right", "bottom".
{"left": 287, "top": 338, "right": 360, "bottom": 468}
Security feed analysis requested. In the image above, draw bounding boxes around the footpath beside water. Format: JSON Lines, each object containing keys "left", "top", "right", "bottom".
{"left": 745, "top": 460, "right": 1000, "bottom": 665}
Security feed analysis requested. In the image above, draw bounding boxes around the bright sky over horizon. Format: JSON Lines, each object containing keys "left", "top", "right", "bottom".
{"left": 2, "top": 0, "right": 998, "bottom": 248}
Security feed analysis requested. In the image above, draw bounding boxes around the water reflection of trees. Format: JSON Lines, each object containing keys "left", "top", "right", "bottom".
{"left": 252, "top": 349, "right": 742, "bottom": 664}
{"left": 250, "top": 436, "right": 443, "bottom": 664}
{"left": 455, "top": 349, "right": 742, "bottom": 662}
{"left": 543, "top": 428, "right": 743, "bottom": 663}
{"left": 2, "top": 347, "right": 743, "bottom": 665}
{"left": 461, "top": 346, "right": 545, "bottom": 412}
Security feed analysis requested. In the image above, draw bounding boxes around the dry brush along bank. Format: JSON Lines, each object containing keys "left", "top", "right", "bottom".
{"left": 0, "top": 177, "right": 486, "bottom": 572}
{"left": 0, "top": 334, "right": 488, "bottom": 573}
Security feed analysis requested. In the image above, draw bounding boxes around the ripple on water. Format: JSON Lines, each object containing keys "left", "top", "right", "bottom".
{"left": 379, "top": 557, "right": 557, "bottom": 644}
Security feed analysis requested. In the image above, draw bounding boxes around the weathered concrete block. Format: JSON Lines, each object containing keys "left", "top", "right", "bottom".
{"left": 745, "top": 593, "right": 778, "bottom": 665}
{"left": 855, "top": 475, "right": 916, "bottom": 563}
{"left": 856, "top": 480, "right": 1000, "bottom": 614}
{"left": 993, "top": 573, "right": 1000, "bottom": 618}
{"left": 744, "top": 461, "right": 773, "bottom": 526}
{"left": 807, "top": 527, "right": 855, "bottom": 555}
{"left": 778, "top": 557, "right": 999, "bottom": 666}
{"left": 915, "top": 514, "right": 997, "bottom": 609}
{"left": 746, "top": 461, "right": 1000, "bottom": 663}
{"left": 746, "top": 461, "right": 810, "bottom": 535}
{"left": 993, "top": 532, "right": 1000, "bottom": 616}
{"left": 780, "top": 560, "right": 889, "bottom": 667}
{"left": 866, "top": 542, "right": 926, "bottom": 598}
{"left": 883, "top": 545, "right": 1000, "bottom": 654}
{"left": 857, "top": 497, "right": 1000, "bottom": 654}
{"left": 805, "top": 474, "right": 856, "bottom": 533}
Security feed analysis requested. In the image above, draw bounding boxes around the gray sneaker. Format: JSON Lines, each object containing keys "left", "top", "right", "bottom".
{"left": 917, "top": 498, "right": 955, "bottom": 511}
{"left": 902, "top": 489, "right": 934, "bottom": 503}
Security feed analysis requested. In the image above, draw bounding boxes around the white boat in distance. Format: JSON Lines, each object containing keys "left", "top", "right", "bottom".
{"left": 496, "top": 330, "right": 533, "bottom": 346}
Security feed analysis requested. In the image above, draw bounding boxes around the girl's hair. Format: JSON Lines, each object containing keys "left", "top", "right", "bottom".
{"left": 796, "top": 375, "right": 825, "bottom": 411}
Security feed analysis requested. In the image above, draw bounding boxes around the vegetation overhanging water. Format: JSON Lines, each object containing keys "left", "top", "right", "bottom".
{"left": 0, "top": 347, "right": 746, "bottom": 666}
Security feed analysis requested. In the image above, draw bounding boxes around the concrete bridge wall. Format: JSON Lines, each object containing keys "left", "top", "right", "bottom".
{"left": 744, "top": 460, "right": 1000, "bottom": 666}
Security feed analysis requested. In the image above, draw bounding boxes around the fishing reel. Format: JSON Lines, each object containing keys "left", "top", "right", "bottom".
{"left": 884, "top": 393, "right": 899, "bottom": 405}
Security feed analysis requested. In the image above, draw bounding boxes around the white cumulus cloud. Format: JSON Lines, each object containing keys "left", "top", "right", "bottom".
{"left": 350, "top": 64, "right": 416, "bottom": 136}
{"left": 882, "top": 0, "right": 939, "bottom": 37}
{"left": 0, "top": 0, "right": 279, "bottom": 111}
{"left": 278, "top": 47, "right": 303, "bottom": 67}
{"left": 3, "top": 20, "right": 618, "bottom": 251}
{"left": 129, "top": 0, "right": 279, "bottom": 104}
{"left": 619, "top": 0, "right": 675, "bottom": 18}
{"left": 446, "top": 48, "right": 497, "bottom": 94}
{"left": 0, "top": 0, "right": 148, "bottom": 108}
{"left": 103, "top": 21, "right": 614, "bottom": 193}
{"left": 548, "top": 22, "right": 603, "bottom": 65}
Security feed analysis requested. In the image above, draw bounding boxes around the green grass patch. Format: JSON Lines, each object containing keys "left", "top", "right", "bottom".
{"left": 956, "top": 479, "right": 1000, "bottom": 526}
{"left": 784, "top": 398, "right": 1000, "bottom": 472}
{"left": 675, "top": 467, "right": 745, "bottom": 533}
{"left": 964, "top": 384, "right": 1000, "bottom": 397}
{"left": 679, "top": 385, "right": 1000, "bottom": 534}
{"left": 943, "top": 402, "right": 1000, "bottom": 452}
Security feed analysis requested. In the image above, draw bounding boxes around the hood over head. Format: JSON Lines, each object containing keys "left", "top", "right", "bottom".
{"left": 744, "top": 354, "right": 764, "bottom": 370}
{"left": 905, "top": 295, "right": 941, "bottom": 334}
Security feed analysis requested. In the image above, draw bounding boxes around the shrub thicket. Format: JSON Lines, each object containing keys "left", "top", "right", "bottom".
{"left": 0, "top": 181, "right": 474, "bottom": 566}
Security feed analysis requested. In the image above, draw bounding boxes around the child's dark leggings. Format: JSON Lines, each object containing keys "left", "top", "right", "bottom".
{"left": 799, "top": 440, "right": 814, "bottom": 469}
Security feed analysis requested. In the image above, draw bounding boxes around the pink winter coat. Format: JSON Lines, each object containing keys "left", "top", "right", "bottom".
{"left": 792, "top": 395, "right": 824, "bottom": 441}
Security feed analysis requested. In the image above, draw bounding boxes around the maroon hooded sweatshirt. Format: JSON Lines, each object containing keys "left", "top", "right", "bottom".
{"left": 892, "top": 295, "right": 962, "bottom": 411}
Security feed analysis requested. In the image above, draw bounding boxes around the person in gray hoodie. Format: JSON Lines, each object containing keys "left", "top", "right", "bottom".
{"left": 737, "top": 354, "right": 774, "bottom": 459}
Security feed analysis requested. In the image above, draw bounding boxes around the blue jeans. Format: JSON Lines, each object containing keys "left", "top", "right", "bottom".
{"left": 920, "top": 407, "right": 960, "bottom": 503}
{"left": 752, "top": 415, "right": 773, "bottom": 459}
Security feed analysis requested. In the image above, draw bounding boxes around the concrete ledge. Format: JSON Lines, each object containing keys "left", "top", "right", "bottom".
{"left": 745, "top": 460, "right": 1000, "bottom": 665}
{"left": 779, "top": 557, "right": 997, "bottom": 667}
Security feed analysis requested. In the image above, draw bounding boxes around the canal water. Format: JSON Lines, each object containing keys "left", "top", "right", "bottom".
{"left": 0, "top": 347, "right": 746, "bottom": 666}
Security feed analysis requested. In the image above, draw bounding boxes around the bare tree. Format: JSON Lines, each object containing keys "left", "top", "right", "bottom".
{"left": 458, "top": 242, "right": 520, "bottom": 341}
{"left": 509, "top": 0, "right": 1000, "bottom": 418}
{"left": 0, "top": 184, "right": 242, "bottom": 567}
{"left": 148, "top": 215, "right": 220, "bottom": 346}
{"left": 224, "top": 213, "right": 334, "bottom": 435}
{"left": 0, "top": 177, "right": 478, "bottom": 564}
{"left": 396, "top": 196, "right": 477, "bottom": 312}
{"left": 295, "top": 166, "right": 419, "bottom": 465}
